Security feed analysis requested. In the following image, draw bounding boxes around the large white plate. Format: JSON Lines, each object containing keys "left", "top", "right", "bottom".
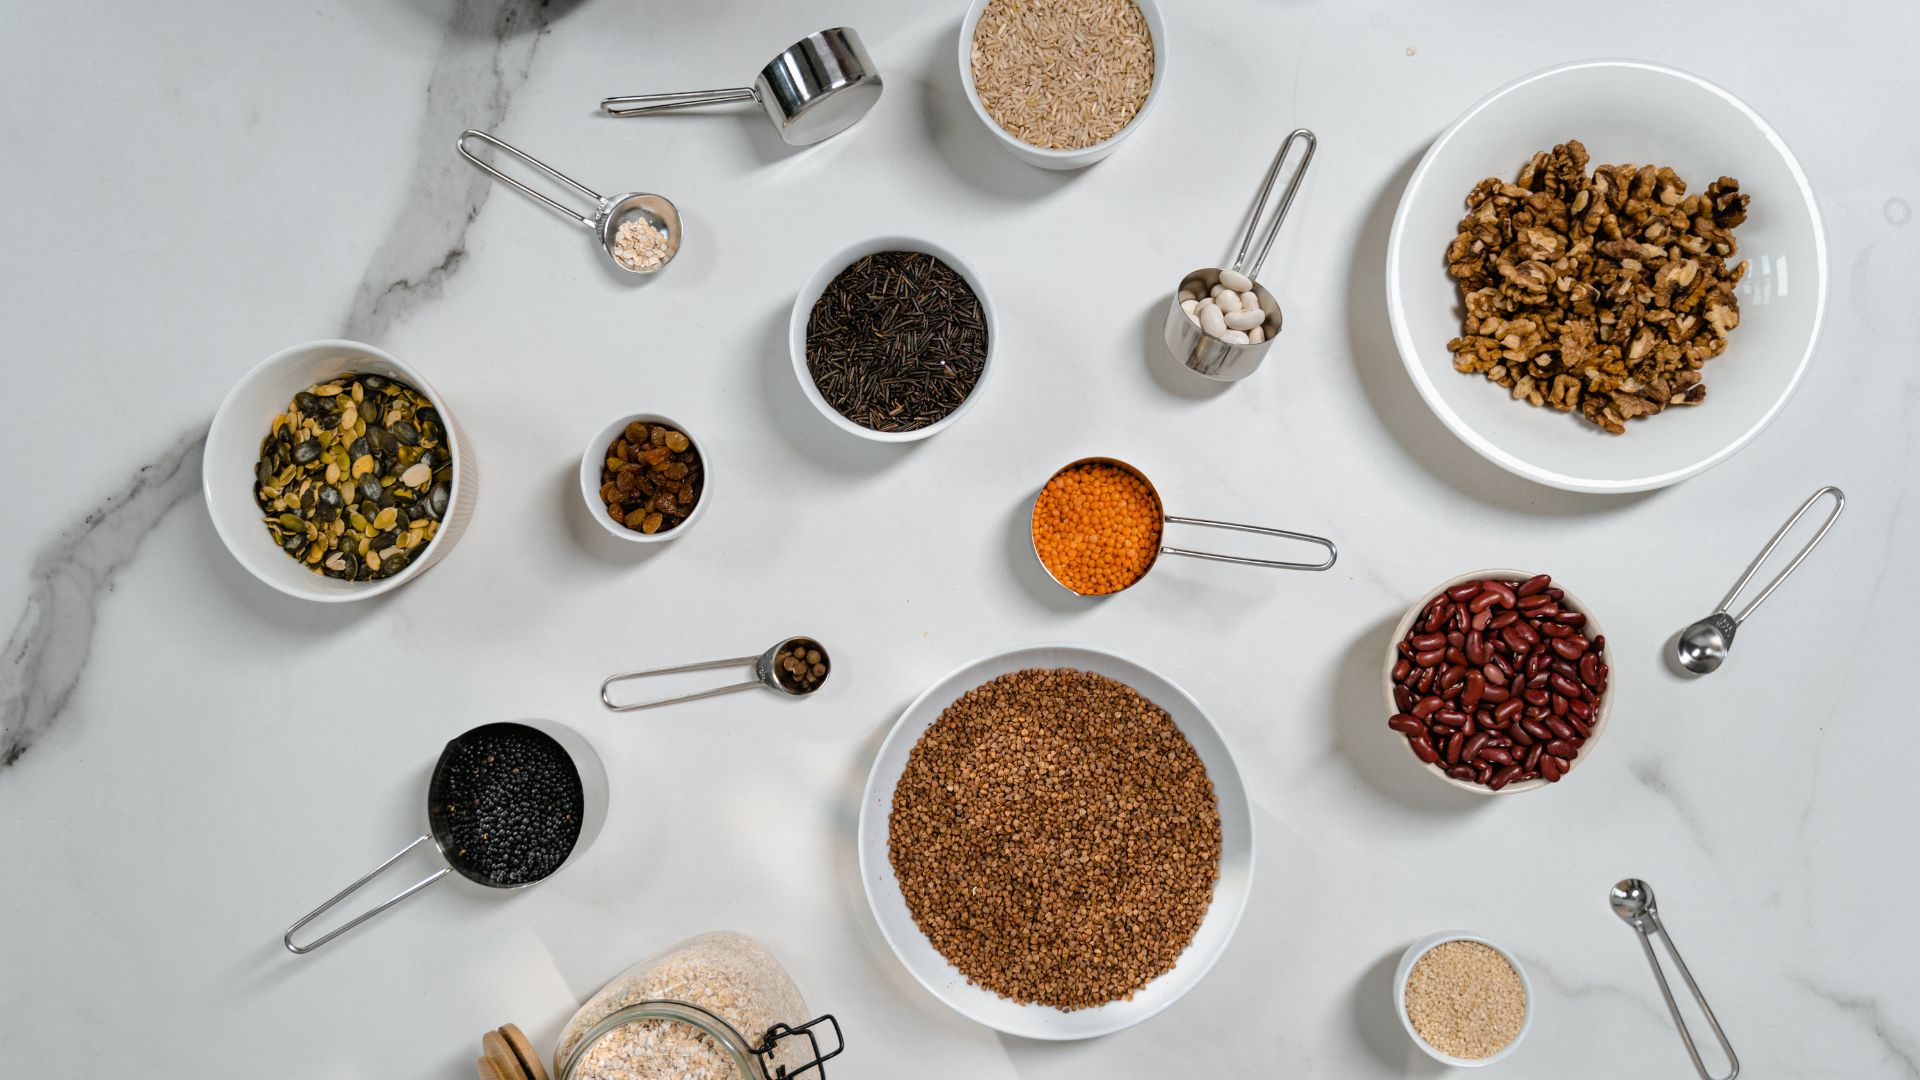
{"left": 1385, "top": 59, "right": 1826, "bottom": 493}
{"left": 857, "top": 645, "right": 1254, "bottom": 1040}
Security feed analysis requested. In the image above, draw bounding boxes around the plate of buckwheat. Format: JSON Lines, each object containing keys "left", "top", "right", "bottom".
{"left": 1386, "top": 59, "right": 1826, "bottom": 493}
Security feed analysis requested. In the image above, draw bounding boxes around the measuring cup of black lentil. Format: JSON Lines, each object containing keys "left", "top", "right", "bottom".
{"left": 283, "top": 719, "right": 607, "bottom": 954}
{"left": 789, "top": 238, "right": 996, "bottom": 442}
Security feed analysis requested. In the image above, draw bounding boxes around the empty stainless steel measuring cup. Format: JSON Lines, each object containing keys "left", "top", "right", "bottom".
{"left": 282, "top": 719, "right": 607, "bottom": 954}
{"left": 601, "top": 28, "right": 883, "bottom": 146}
{"left": 456, "top": 130, "right": 682, "bottom": 275}
{"left": 1030, "top": 457, "right": 1336, "bottom": 596}
{"left": 601, "top": 636, "right": 831, "bottom": 711}
{"left": 1165, "top": 128, "right": 1316, "bottom": 381}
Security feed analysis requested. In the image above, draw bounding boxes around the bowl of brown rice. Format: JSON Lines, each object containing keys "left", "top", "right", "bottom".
{"left": 958, "top": 0, "right": 1166, "bottom": 170}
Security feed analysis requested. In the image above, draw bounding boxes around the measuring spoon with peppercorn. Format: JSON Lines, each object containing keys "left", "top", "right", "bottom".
{"left": 601, "top": 637, "right": 830, "bottom": 711}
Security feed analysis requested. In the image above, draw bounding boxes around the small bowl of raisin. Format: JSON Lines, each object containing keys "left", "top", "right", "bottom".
{"left": 580, "top": 413, "right": 709, "bottom": 543}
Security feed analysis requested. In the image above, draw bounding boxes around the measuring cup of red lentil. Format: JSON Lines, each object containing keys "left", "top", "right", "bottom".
{"left": 1027, "top": 457, "right": 1337, "bottom": 596}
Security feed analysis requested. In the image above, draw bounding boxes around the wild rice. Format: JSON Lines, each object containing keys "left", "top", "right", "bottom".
{"left": 969, "top": 0, "right": 1154, "bottom": 151}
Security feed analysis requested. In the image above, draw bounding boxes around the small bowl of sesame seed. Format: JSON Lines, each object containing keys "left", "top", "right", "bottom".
{"left": 1393, "top": 931, "right": 1533, "bottom": 1067}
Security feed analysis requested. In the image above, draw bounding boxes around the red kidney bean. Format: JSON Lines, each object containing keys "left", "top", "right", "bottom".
{"left": 1517, "top": 573, "right": 1552, "bottom": 597}
{"left": 1547, "top": 587, "right": 1564, "bottom": 600}
{"left": 1468, "top": 589, "right": 1502, "bottom": 614}
{"left": 1549, "top": 658, "right": 1579, "bottom": 679}
{"left": 1411, "top": 633, "right": 1445, "bottom": 652}
{"left": 1481, "top": 747, "right": 1514, "bottom": 767}
{"left": 1488, "top": 765, "right": 1522, "bottom": 791}
{"left": 1592, "top": 634, "right": 1606, "bottom": 652}
{"left": 1551, "top": 636, "right": 1589, "bottom": 659}
{"left": 1448, "top": 765, "right": 1476, "bottom": 781}
{"left": 1461, "top": 671, "right": 1486, "bottom": 708}
{"left": 1568, "top": 698, "right": 1593, "bottom": 721}
{"left": 1509, "top": 723, "right": 1534, "bottom": 747}
{"left": 1415, "top": 649, "right": 1445, "bottom": 668}
{"left": 1489, "top": 610, "right": 1520, "bottom": 630}
{"left": 1526, "top": 671, "right": 1550, "bottom": 690}
{"left": 1541, "top": 754, "right": 1564, "bottom": 782}
{"left": 1447, "top": 582, "right": 1482, "bottom": 602}
{"left": 1518, "top": 718, "right": 1552, "bottom": 741}
{"left": 1392, "top": 658, "right": 1411, "bottom": 682}
{"left": 1484, "top": 580, "right": 1517, "bottom": 608}
{"left": 1550, "top": 694, "right": 1569, "bottom": 717}
{"left": 1566, "top": 715, "right": 1592, "bottom": 739}
{"left": 1511, "top": 620, "right": 1540, "bottom": 648}
{"left": 1393, "top": 686, "right": 1414, "bottom": 713}
{"left": 1525, "top": 744, "right": 1544, "bottom": 770}
{"left": 1554, "top": 609, "right": 1586, "bottom": 627}
{"left": 1522, "top": 688, "right": 1549, "bottom": 707}
{"left": 1517, "top": 593, "right": 1554, "bottom": 611}
{"left": 1413, "top": 696, "right": 1443, "bottom": 719}
{"left": 1461, "top": 732, "right": 1491, "bottom": 760}
{"left": 1549, "top": 673, "right": 1584, "bottom": 699}
{"left": 1480, "top": 684, "right": 1509, "bottom": 705}
{"left": 1537, "top": 621, "right": 1571, "bottom": 639}
{"left": 1410, "top": 735, "right": 1438, "bottom": 764}
{"left": 1545, "top": 739, "right": 1578, "bottom": 758}
{"left": 1451, "top": 608, "right": 1468, "bottom": 631}
{"left": 1442, "top": 664, "right": 1465, "bottom": 689}
{"left": 1388, "top": 714, "right": 1425, "bottom": 736}
{"left": 1433, "top": 709, "right": 1468, "bottom": 729}
{"left": 1442, "top": 730, "right": 1461, "bottom": 764}
{"left": 1493, "top": 699, "right": 1523, "bottom": 726}
{"left": 1446, "top": 646, "right": 1466, "bottom": 665}
{"left": 1544, "top": 716, "right": 1576, "bottom": 740}
{"left": 1469, "top": 607, "right": 1490, "bottom": 632}
{"left": 1482, "top": 663, "right": 1508, "bottom": 687}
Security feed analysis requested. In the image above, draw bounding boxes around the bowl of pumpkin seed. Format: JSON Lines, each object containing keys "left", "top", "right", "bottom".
{"left": 205, "top": 340, "right": 477, "bottom": 601}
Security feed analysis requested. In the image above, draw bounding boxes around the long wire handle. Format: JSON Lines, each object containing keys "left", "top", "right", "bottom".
{"left": 1716, "top": 486, "right": 1844, "bottom": 625}
{"left": 1161, "top": 515, "right": 1337, "bottom": 571}
{"left": 283, "top": 835, "right": 449, "bottom": 954}
{"left": 1636, "top": 918, "right": 1739, "bottom": 1079}
{"left": 456, "top": 130, "right": 603, "bottom": 231}
{"left": 1230, "top": 128, "right": 1317, "bottom": 280}
{"left": 601, "top": 655, "right": 761, "bottom": 711}
{"left": 601, "top": 86, "right": 758, "bottom": 116}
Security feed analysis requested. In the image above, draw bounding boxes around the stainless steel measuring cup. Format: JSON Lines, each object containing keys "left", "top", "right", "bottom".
{"left": 1165, "top": 128, "right": 1317, "bottom": 381}
{"left": 601, "top": 636, "right": 831, "bottom": 711}
{"left": 601, "top": 28, "right": 882, "bottom": 146}
{"left": 282, "top": 719, "right": 607, "bottom": 954}
{"left": 456, "top": 130, "right": 682, "bottom": 275}
{"left": 1030, "top": 457, "right": 1336, "bottom": 596}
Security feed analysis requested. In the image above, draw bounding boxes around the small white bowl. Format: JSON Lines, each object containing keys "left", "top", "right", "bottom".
{"left": 578, "top": 413, "right": 711, "bottom": 543}
{"left": 958, "top": 0, "right": 1166, "bottom": 170}
{"left": 1382, "top": 569, "right": 1612, "bottom": 796}
{"left": 789, "top": 236, "right": 998, "bottom": 443}
{"left": 1385, "top": 59, "right": 1826, "bottom": 493}
{"left": 204, "top": 340, "right": 477, "bottom": 602}
{"left": 1394, "top": 931, "right": 1534, "bottom": 1067}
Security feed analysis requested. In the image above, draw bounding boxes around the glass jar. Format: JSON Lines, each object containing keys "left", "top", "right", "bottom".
{"left": 553, "top": 931, "right": 841, "bottom": 1080}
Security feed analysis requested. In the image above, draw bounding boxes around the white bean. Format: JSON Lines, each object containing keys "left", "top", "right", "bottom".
{"left": 1179, "top": 287, "right": 1201, "bottom": 303}
{"left": 1222, "top": 329, "right": 1251, "bottom": 345}
{"left": 1181, "top": 298, "right": 1200, "bottom": 321}
{"left": 1248, "top": 325, "right": 1264, "bottom": 344}
{"left": 1225, "top": 308, "right": 1264, "bottom": 331}
{"left": 1216, "top": 290, "right": 1243, "bottom": 314}
{"left": 1240, "top": 290, "right": 1260, "bottom": 310}
{"left": 1199, "top": 304, "right": 1228, "bottom": 338}
{"left": 1218, "top": 269, "right": 1253, "bottom": 292}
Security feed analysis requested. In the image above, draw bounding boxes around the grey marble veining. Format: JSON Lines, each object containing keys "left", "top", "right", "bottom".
{"left": 1794, "top": 977, "right": 1920, "bottom": 1077}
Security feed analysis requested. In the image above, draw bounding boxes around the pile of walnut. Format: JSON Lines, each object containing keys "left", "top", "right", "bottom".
{"left": 1445, "top": 140, "right": 1749, "bottom": 434}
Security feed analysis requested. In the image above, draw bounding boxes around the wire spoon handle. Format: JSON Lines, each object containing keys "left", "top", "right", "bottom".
{"left": 1610, "top": 880, "right": 1738, "bottom": 1079}
{"left": 456, "top": 130, "right": 603, "bottom": 231}
{"left": 601, "top": 86, "right": 759, "bottom": 116}
{"left": 601, "top": 655, "right": 763, "bottom": 711}
{"left": 1161, "top": 515, "right": 1337, "bottom": 571}
{"left": 1231, "top": 128, "right": 1316, "bottom": 279}
{"left": 1713, "top": 485, "right": 1844, "bottom": 625}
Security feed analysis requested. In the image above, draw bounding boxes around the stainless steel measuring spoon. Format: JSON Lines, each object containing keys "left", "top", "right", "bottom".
{"left": 1610, "top": 879, "right": 1739, "bottom": 1079}
{"left": 1675, "top": 486, "right": 1844, "bottom": 675}
{"left": 1165, "top": 128, "right": 1316, "bottom": 381}
{"left": 601, "top": 636, "right": 830, "bottom": 711}
{"left": 1031, "top": 457, "right": 1336, "bottom": 596}
{"left": 601, "top": 28, "right": 882, "bottom": 146}
{"left": 456, "top": 130, "right": 682, "bottom": 275}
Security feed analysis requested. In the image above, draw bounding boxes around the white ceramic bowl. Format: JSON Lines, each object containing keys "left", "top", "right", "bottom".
{"left": 578, "top": 413, "right": 711, "bottom": 543}
{"left": 957, "top": 0, "right": 1167, "bottom": 170}
{"left": 1394, "top": 931, "right": 1534, "bottom": 1067}
{"left": 858, "top": 644, "right": 1253, "bottom": 1039}
{"left": 1383, "top": 570, "right": 1612, "bottom": 796}
{"left": 789, "top": 236, "right": 998, "bottom": 442}
{"left": 1385, "top": 59, "right": 1826, "bottom": 493}
{"left": 204, "top": 340, "right": 477, "bottom": 602}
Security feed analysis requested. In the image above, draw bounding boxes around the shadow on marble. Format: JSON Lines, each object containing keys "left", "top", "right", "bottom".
{"left": 913, "top": 21, "right": 1087, "bottom": 204}
{"left": 1330, "top": 611, "right": 1489, "bottom": 816}
{"left": 190, "top": 498, "right": 401, "bottom": 634}
{"left": 1341, "top": 150, "right": 1658, "bottom": 518}
{"left": 1351, "top": 946, "right": 1447, "bottom": 1076}
{"left": 752, "top": 305, "right": 923, "bottom": 478}
{"left": 1140, "top": 297, "right": 1234, "bottom": 401}
{"left": 553, "top": 462, "right": 672, "bottom": 568}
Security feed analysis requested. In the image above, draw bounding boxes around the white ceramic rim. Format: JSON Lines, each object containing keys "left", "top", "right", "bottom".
{"left": 1382, "top": 569, "right": 1612, "bottom": 796}
{"left": 788, "top": 236, "right": 999, "bottom": 443}
{"left": 203, "top": 339, "right": 466, "bottom": 603}
{"left": 856, "top": 643, "right": 1254, "bottom": 1039}
{"left": 956, "top": 0, "right": 1167, "bottom": 166}
{"left": 1383, "top": 58, "right": 1828, "bottom": 493}
{"left": 578, "top": 413, "right": 711, "bottom": 543}
{"left": 1393, "top": 930, "right": 1535, "bottom": 1067}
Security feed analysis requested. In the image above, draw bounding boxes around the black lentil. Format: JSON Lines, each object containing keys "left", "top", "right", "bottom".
{"left": 431, "top": 724, "right": 584, "bottom": 887}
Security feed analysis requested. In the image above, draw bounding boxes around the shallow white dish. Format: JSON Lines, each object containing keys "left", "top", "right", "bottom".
{"left": 1394, "top": 930, "right": 1534, "bottom": 1067}
{"left": 957, "top": 0, "right": 1166, "bottom": 170}
{"left": 204, "top": 340, "right": 477, "bottom": 602}
{"left": 578, "top": 413, "right": 711, "bottom": 544}
{"left": 857, "top": 643, "right": 1253, "bottom": 1039}
{"left": 789, "top": 236, "right": 998, "bottom": 443}
{"left": 1385, "top": 59, "right": 1826, "bottom": 493}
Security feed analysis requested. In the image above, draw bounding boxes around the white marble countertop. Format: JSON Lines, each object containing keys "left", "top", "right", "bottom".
{"left": 3, "top": 1, "right": 1916, "bottom": 1076}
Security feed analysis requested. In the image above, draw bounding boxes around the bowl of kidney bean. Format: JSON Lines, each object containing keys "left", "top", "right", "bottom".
{"left": 1384, "top": 570, "right": 1611, "bottom": 794}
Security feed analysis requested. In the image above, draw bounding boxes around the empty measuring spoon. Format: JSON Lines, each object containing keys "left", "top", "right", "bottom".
{"left": 601, "top": 637, "right": 830, "bottom": 711}
{"left": 456, "top": 130, "right": 681, "bottom": 275}
{"left": 1610, "top": 879, "right": 1739, "bottom": 1079}
{"left": 1675, "top": 486, "right": 1844, "bottom": 675}
{"left": 600, "top": 28, "right": 882, "bottom": 146}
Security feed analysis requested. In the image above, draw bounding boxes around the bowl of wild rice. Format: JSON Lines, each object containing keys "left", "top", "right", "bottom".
{"left": 959, "top": 0, "right": 1166, "bottom": 169}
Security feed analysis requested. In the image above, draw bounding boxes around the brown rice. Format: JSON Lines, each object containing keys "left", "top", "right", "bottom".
{"left": 969, "top": 0, "right": 1154, "bottom": 151}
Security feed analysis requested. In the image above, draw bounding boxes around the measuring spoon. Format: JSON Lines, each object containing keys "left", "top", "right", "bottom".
{"left": 456, "top": 130, "right": 681, "bottom": 275}
{"left": 600, "top": 28, "right": 882, "bottom": 146}
{"left": 1610, "top": 879, "right": 1739, "bottom": 1079}
{"left": 1675, "top": 486, "right": 1844, "bottom": 674}
{"left": 601, "top": 636, "right": 830, "bottom": 711}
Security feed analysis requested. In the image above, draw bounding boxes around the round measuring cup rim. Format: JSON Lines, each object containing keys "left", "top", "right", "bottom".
{"left": 579, "top": 412, "right": 712, "bottom": 543}
{"left": 1029, "top": 456, "right": 1168, "bottom": 596}
{"left": 428, "top": 718, "right": 609, "bottom": 888}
